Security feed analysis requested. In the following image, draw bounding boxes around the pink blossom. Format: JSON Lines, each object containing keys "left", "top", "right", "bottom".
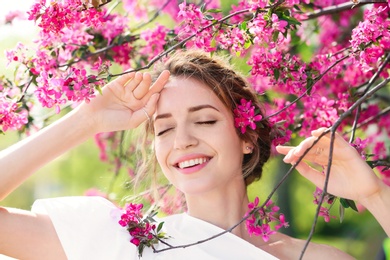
{"left": 234, "top": 99, "right": 262, "bottom": 134}
{"left": 140, "top": 25, "right": 169, "bottom": 59}
{"left": 4, "top": 10, "right": 25, "bottom": 24}
{"left": 0, "top": 95, "right": 28, "bottom": 132}
{"left": 248, "top": 0, "right": 268, "bottom": 11}
{"left": 176, "top": 2, "right": 215, "bottom": 52}
{"left": 245, "top": 197, "right": 288, "bottom": 241}
{"left": 271, "top": 14, "right": 288, "bottom": 34}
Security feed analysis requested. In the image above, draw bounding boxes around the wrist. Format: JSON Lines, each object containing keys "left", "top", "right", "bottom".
{"left": 358, "top": 181, "right": 389, "bottom": 213}
{"left": 71, "top": 104, "right": 101, "bottom": 136}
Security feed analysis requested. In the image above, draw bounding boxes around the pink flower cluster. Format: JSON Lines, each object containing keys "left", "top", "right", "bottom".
{"left": 234, "top": 98, "right": 263, "bottom": 134}
{"left": 312, "top": 187, "right": 336, "bottom": 222}
{"left": 350, "top": 6, "right": 390, "bottom": 73}
{"left": 267, "top": 98, "right": 297, "bottom": 146}
{"left": 118, "top": 203, "right": 167, "bottom": 254}
{"left": 28, "top": 0, "right": 104, "bottom": 35}
{"left": 177, "top": 2, "right": 215, "bottom": 51}
{"left": 4, "top": 10, "right": 25, "bottom": 25}
{"left": 218, "top": 27, "right": 251, "bottom": 56}
{"left": 0, "top": 95, "right": 28, "bottom": 132}
{"left": 140, "top": 25, "right": 170, "bottom": 59}
{"left": 34, "top": 67, "right": 102, "bottom": 112}
{"left": 249, "top": 48, "right": 308, "bottom": 96}
{"left": 245, "top": 197, "right": 288, "bottom": 242}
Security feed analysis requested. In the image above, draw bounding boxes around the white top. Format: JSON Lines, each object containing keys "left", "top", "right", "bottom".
{"left": 32, "top": 196, "right": 278, "bottom": 260}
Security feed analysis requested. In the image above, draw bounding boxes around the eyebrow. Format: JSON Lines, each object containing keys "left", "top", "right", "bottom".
{"left": 154, "top": 104, "right": 220, "bottom": 121}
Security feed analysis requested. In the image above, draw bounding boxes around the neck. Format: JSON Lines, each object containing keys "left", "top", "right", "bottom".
{"left": 184, "top": 178, "right": 250, "bottom": 238}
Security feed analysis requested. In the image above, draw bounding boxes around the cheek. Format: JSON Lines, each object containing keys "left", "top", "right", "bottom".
{"left": 154, "top": 140, "right": 169, "bottom": 169}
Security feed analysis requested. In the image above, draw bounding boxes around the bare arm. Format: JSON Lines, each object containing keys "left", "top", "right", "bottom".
{"left": 0, "top": 71, "right": 169, "bottom": 201}
{"left": 0, "top": 207, "right": 67, "bottom": 259}
{"left": 0, "top": 71, "right": 170, "bottom": 258}
{"left": 276, "top": 128, "right": 390, "bottom": 237}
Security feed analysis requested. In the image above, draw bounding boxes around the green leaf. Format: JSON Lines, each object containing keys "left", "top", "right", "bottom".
{"left": 200, "top": 3, "right": 206, "bottom": 13}
{"left": 366, "top": 160, "right": 375, "bottom": 168}
{"left": 345, "top": 198, "right": 358, "bottom": 212}
{"left": 210, "top": 37, "right": 217, "bottom": 48}
{"left": 239, "top": 21, "right": 247, "bottom": 31}
{"left": 306, "top": 77, "right": 314, "bottom": 95}
{"left": 96, "top": 85, "right": 103, "bottom": 95}
{"left": 339, "top": 203, "right": 345, "bottom": 223}
{"left": 244, "top": 40, "right": 252, "bottom": 49}
{"left": 340, "top": 198, "right": 358, "bottom": 212}
{"left": 280, "top": 14, "right": 301, "bottom": 26}
{"left": 339, "top": 198, "right": 350, "bottom": 208}
{"left": 149, "top": 210, "right": 158, "bottom": 218}
{"left": 206, "top": 8, "right": 221, "bottom": 13}
{"left": 272, "top": 31, "right": 279, "bottom": 42}
{"left": 274, "top": 69, "right": 280, "bottom": 81}
{"left": 204, "top": 14, "right": 214, "bottom": 21}
{"left": 88, "top": 45, "right": 96, "bottom": 53}
{"left": 157, "top": 222, "right": 164, "bottom": 233}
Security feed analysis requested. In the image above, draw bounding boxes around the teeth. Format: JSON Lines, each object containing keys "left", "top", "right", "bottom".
{"left": 178, "top": 158, "right": 208, "bottom": 169}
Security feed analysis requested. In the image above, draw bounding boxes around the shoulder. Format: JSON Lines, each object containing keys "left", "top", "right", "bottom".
{"left": 260, "top": 233, "right": 355, "bottom": 260}
{"left": 32, "top": 196, "right": 138, "bottom": 260}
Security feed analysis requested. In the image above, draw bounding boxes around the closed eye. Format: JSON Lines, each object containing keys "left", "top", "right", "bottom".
{"left": 196, "top": 120, "right": 217, "bottom": 125}
{"left": 156, "top": 128, "right": 173, "bottom": 136}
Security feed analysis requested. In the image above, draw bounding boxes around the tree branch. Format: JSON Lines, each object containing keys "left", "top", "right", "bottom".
{"left": 304, "top": 0, "right": 388, "bottom": 20}
{"left": 300, "top": 77, "right": 390, "bottom": 259}
{"left": 349, "top": 52, "right": 390, "bottom": 142}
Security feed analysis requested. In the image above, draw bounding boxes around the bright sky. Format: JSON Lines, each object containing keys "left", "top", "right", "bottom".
{"left": 0, "top": 0, "right": 36, "bottom": 40}
{"left": 0, "top": 0, "right": 36, "bottom": 77}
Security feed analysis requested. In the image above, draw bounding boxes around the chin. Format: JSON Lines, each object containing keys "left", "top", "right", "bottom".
{"left": 175, "top": 180, "right": 222, "bottom": 197}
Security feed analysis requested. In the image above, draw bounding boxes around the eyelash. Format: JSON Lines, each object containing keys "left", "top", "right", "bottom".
{"left": 156, "top": 128, "right": 172, "bottom": 136}
{"left": 156, "top": 121, "right": 217, "bottom": 136}
{"left": 196, "top": 120, "right": 217, "bottom": 125}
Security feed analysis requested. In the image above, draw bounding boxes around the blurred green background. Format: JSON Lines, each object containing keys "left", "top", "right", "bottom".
{"left": 0, "top": 1, "right": 387, "bottom": 259}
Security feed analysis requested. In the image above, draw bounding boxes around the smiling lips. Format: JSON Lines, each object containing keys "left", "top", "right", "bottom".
{"left": 177, "top": 157, "right": 209, "bottom": 169}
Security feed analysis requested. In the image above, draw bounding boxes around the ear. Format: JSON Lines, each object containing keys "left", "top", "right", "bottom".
{"left": 242, "top": 141, "right": 253, "bottom": 154}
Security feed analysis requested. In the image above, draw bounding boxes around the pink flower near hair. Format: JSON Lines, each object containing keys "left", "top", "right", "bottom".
{"left": 234, "top": 98, "right": 262, "bottom": 134}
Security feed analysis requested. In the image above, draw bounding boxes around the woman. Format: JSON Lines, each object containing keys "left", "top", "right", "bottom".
{"left": 0, "top": 50, "right": 389, "bottom": 259}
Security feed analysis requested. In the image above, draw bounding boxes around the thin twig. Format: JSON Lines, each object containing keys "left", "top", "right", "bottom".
{"left": 17, "top": 78, "right": 34, "bottom": 103}
{"left": 348, "top": 52, "right": 390, "bottom": 142}
{"left": 304, "top": 0, "right": 388, "bottom": 20}
{"left": 265, "top": 50, "right": 353, "bottom": 120}
{"left": 300, "top": 77, "right": 390, "bottom": 259}
{"left": 344, "top": 106, "right": 390, "bottom": 134}
{"left": 110, "top": 6, "right": 255, "bottom": 77}
{"left": 133, "top": 0, "right": 173, "bottom": 31}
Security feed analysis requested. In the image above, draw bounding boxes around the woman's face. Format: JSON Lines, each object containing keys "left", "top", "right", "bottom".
{"left": 153, "top": 77, "right": 247, "bottom": 195}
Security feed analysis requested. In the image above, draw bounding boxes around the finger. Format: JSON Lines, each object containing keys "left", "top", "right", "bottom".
{"left": 311, "top": 127, "right": 329, "bottom": 137}
{"left": 294, "top": 162, "right": 325, "bottom": 188}
{"left": 283, "top": 148, "right": 301, "bottom": 164}
{"left": 142, "top": 70, "right": 170, "bottom": 101}
{"left": 129, "top": 93, "right": 160, "bottom": 128}
{"left": 124, "top": 71, "right": 143, "bottom": 91}
{"left": 111, "top": 72, "right": 135, "bottom": 86}
{"left": 275, "top": 145, "right": 294, "bottom": 155}
{"left": 133, "top": 72, "right": 152, "bottom": 100}
{"left": 292, "top": 136, "right": 317, "bottom": 157}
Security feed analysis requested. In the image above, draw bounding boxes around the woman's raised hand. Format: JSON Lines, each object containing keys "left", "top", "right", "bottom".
{"left": 275, "top": 128, "right": 383, "bottom": 204}
{"left": 78, "top": 70, "right": 170, "bottom": 133}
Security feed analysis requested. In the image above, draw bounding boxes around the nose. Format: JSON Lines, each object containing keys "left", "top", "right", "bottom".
{"left": 173, "top": 124, "right": 198, "bottom": 150}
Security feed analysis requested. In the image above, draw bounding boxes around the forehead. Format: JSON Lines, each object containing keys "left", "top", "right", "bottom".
{"left": 156, "top": 77, "right": 223, "bottom": 110}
